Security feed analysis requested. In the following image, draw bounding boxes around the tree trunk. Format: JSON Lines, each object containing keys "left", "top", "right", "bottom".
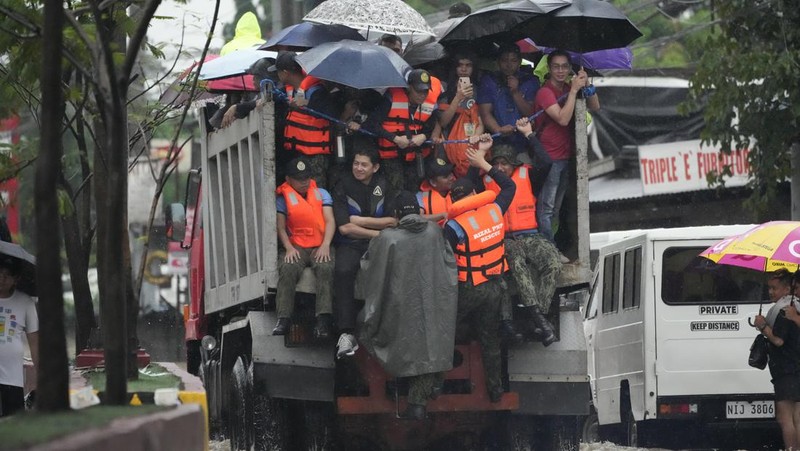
{"left": 36, "top": 0, "right": 70, "bottom": 412}
{"left": 62, "top": 210, "right": 96, "bottom": 353}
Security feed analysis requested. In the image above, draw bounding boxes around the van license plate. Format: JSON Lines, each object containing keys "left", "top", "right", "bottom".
{"left": 726, "top": 401, "right": 774, "bottom": 419}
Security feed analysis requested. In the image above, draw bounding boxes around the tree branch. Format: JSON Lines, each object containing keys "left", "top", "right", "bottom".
{"left": 123, "top": 0, "right": 162, "bottom": 83}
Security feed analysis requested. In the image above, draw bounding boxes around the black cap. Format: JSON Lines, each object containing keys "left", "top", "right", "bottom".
{"left": 286, "top": 156, "right": 312, "bottom": 179}
{"left": 490, "top": 144, "right": 522, "bottom": 167}
{"left": 393, "top": 191, "right": 421, "bottom": 218}
{"left": 450, "top": 177, "right": 475, "bottom": 202}
{"left": 426, "top": 157, "right": 454, "bottom": 179}
{"left": 268, "top": 51, "right": 300, "bottom": 73}
{"left": 407, "top": 69, "right": 432, "bottom": 91}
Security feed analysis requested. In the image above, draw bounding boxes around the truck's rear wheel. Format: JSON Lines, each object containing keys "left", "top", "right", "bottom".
{"left": 186, "top": 340, "right": 201, "bottom": 376}
{"left": 580, "top": 411, "right": 600, "bottom": 444}
{"left": 300, "top": 400, "right": 338, "bottom": 450}
{"left": 251, "top": 363, "right": 289, "bottom": 450}
{"left": 622, "top": 408, "right": 638, "bottom": 447}
{"left": 228, "top": 356, "right": 252, "bottom": 450}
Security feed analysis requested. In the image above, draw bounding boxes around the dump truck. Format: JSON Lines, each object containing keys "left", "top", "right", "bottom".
{"left": 168, "top": 90, "right": 596, "bottom": 450}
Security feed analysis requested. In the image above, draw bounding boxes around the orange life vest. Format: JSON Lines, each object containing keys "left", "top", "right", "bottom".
{"left": 418, "top": 180, "right": 452, "bottom": 223}
{"left": 276, "top": 179, "right": 326, "bottom": 248}
{"left": 284, "top": 76, "right": 332, "bottom": 156}
{"left": 447, "top": 190, "right": 496, "bottom": 220}
{"left": 377, "top": 77, "right": 442, "bottom": 161}
{"left": 451, "top": 196, "right": 508, "bottom": 286}
{"left": 483, "top": 165, "right": 538, "bottom": 233}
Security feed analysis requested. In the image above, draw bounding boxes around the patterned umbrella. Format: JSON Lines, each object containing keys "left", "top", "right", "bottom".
{"left": 700, "top": 221, "right": 800, "bottom": 272}
{"left": 303, "top": 0, "right": 435, "bottom": 38}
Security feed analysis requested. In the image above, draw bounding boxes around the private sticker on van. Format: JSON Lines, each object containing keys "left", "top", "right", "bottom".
{"left": 698, "top": 305, "right": 738, "bottom": 315}
{"left": 690, "top": 321, "right": 740, "bottom": 331}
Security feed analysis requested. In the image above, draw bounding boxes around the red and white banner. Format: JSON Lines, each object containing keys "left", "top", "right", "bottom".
{"left": 638, "top": 140, "right": 751, "bottom": 196}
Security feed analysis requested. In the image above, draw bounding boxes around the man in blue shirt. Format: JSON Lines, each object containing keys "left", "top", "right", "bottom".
{"left": 478, "top": 43, "right": 539, "bottom": 150}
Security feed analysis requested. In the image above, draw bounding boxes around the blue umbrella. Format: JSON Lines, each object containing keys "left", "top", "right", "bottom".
{"left": 295, "top": 40, "right": 411, "bottom": 90}
{"left": 261, "top": 22, "right": 366, "bottom": 51}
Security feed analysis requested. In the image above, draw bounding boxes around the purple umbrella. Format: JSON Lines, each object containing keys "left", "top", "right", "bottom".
{"left": 539, "top": 44, "right": 633, "bottom": 70}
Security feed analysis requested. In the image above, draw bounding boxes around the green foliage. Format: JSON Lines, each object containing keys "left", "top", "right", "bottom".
{"left": 686, "top": 0, "right": 799, "bottom": 217}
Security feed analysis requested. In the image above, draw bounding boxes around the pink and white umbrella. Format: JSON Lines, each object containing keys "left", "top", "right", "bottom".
{"left": 700, "top": 221, "right": 800, "bottom": 273}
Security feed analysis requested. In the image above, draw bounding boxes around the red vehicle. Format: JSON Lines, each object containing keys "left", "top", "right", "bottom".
{"left": 168, "top": 96, "right": 595, "bottom": 450}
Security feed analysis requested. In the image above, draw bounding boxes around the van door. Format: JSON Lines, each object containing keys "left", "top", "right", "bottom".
{"left": 652, "top": 241, "right": 773, "bottom": 410}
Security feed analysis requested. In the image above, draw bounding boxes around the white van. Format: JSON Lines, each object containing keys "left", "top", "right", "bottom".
{"left": 585, "top": 225, "right": 776, "bottom": 447}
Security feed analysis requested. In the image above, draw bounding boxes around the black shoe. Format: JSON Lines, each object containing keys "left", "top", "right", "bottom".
{"left": 429, "top": 386, "right": 442, "bottom": 400}
{"left": 272, "top": 318, "right": 290, "bottom": 336}
{"left": 314, "top": 314, "right": 333, "bottom": 340}
{"left": 530, "top": 307, "right": 556, "bottom": 347}
{"left": 489, "top": 388, "right": 503, "bottom": 403}
{"left": 500, "top": 319, "right": 523, "bottom": 344}
{"left": 402, "top": 404, "right": 427, "bottom": 420}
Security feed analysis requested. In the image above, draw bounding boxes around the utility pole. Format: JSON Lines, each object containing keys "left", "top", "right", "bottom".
{"left": 792, "top": 142, "right": 800, "bottom": 220}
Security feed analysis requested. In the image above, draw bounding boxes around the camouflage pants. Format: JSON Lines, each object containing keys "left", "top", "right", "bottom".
{"left": 457, "top": 278, "right": 504, "bottom": 396}
{"left": 407, "top": 372, "right": 444, "bottom": 406}
{"left": 380, "top": 158, "right": 424, "bottom": 193}
{"left": 504, "top": 233, "right": 562, "bottom": 314}
{"left": 276, "top": 246, "right": 334, "bottom": 318}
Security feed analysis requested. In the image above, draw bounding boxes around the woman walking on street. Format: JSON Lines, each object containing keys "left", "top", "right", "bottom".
{"left": 753, "top": 269, "right": 800, "bottom": 450}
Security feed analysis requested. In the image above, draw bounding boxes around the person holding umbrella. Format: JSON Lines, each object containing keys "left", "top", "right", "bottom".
{"left": 0, "top": 258, "right": 38, "bottom": 417}
{"left": 533, "top": 50, "right": 600, "bottom": 256}
{"left": 752, "top": 270, "right": 800, "bottom": 450}
{"left": 275, "top": 52, "right": 340, "bottom": 189}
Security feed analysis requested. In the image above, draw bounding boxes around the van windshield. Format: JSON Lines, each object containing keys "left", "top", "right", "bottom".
{"left": 661, "top": 246, "right": 769, "bottom": 305}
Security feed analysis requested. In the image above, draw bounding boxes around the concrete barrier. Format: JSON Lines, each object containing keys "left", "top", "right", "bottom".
{"left": 23, "top": 404, "right": 205, "bottom": 451}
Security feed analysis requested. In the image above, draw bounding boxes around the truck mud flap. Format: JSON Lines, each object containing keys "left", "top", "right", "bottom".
{"left": 248, "top": 311, "right": 335, "bottom": 402}
{"left": 338, "top": 342, "right": 519, "bottom": 415}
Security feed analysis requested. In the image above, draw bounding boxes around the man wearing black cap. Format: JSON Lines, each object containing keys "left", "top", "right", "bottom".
{"left": 275, "top": 51, "right": 339, "bottom": 188}
{"left": 360, "top": 68, "right": 443, "bottom": 192}
{"left": 478, "top": 42, "right": 539, "bottom": 150}
{"left": 358, "top": 191, "right": 458, "bottom": 419}
{"left": 273, "top": 157, "right": 336, "bottom": 338}
{"left": 470, "top": 118, "right": 561, "bottom": 345}
{"left": 443, "top": 133, "right": 516, "bottom": 403}
{"left": 332, "top": 139, "right": 396, "bottom": 358}
{"left": 416, "top": 156, "right": 455, "bottom": 226}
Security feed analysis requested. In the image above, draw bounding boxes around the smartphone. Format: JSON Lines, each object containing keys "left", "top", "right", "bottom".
{"left": 459, "top": 76, "right": 471, "bottom": 88}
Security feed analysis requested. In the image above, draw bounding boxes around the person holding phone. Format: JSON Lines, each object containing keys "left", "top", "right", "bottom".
{"left": 753, "top": 269, "right": 800, "bottom": 450}
{"left": 435, "top": 51, "right": 484, "bottom": 178}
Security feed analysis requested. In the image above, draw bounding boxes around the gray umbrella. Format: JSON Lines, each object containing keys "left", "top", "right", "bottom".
{"left": 303, "top": 0, "right": 435, "bottom": 38}
{"left": 0, "top": 241, "right": 36, "bottom": 296}
{"left": 296, "top": 40, "right": 411, "bottom": 90}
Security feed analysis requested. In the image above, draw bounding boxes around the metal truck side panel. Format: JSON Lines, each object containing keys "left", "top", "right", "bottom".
{"left": 200, "top": 104, "right": 278, "bottom": 313}
{"left": 510, "top": 381, "right": 590, "bottom": 415}
{"left": 249, "top": 311, "right": 335, "bottom": 402}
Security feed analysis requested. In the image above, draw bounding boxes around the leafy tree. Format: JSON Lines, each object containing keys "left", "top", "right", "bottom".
{"left": 686, "top": 0, "right": 798, "bottom": 217}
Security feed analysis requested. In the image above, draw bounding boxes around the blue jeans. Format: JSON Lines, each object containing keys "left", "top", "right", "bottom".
{"left": 536, "top": 160, "right": 569, "bottom": 242}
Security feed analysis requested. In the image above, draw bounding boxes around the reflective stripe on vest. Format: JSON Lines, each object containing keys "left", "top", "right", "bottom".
{"left": 378, "top": 77, "right": 442, "bottom": 161}
{"left": 276, "top": 179, "right": 326, "bottom": 248}
{"left": 484, "top": 165, "right": 537, "bottom": 233}
{"left": 284, "top": 77, "right": 332, "bottom": 156}
{"left": 453, "top": 202, "right": 508, "bottom": 286}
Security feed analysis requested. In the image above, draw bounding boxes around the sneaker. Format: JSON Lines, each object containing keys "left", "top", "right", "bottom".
{"left": 336, "top": 333, "right": 359, "bottom": 359}
{"left": 272, "top": 317, "right": 290, "bottom": 336}
{"left": 500, "top": 319, "right": 523, "bottom": 344}
{"left": 314, "top": 314, "right": 333, "bottom": 340}
{"left": 559, "top": 252, "right": 571, "bottom": 264}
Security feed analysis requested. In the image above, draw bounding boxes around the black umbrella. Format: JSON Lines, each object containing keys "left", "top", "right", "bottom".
{"left": 513, "top": 0, "right": 643, "bottom": 53}
{"left": 0, "top": 242, "right": 36, "bottom": 296}
{"left": 295, "top": 40, "right": 411, "bottom": 90}
{"left": 403, "top": 41, "right": 446, "bottom": 68}
{"left": 438, "top": 0, "right": 570, "bottom": 44}
{"left": 260, "top": 22, "right": 366, "bottom": 51}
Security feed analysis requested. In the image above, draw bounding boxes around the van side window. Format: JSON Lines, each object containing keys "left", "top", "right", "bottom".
{"left": 602, "top": 253, "right": 620, "bottom": 314}
{"left": 661, "top": 247, "right": 768, "bottom": 305}
{"left": 623, "top": 247, "right": 642, "bottom": 309}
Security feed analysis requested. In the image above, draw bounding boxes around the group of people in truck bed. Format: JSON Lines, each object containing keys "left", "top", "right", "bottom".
{"left": 218, "top": 34, "right": 600, "bottom": 419}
